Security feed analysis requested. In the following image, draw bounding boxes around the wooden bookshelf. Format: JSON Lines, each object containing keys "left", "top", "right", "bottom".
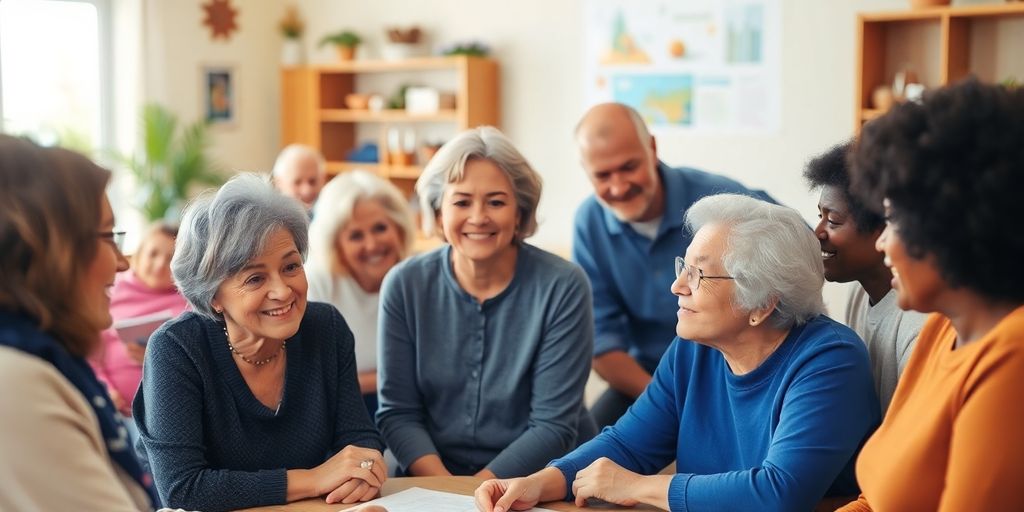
{"left": 280, "top": 56, "right": 500, "bottom": 184}
{"left": 855, "top": 3, "right": 1024, "bottom": 132}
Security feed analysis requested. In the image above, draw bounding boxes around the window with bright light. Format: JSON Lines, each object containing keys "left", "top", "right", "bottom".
{"left": 0, "top": 0, "right": 110, "bottom": 153}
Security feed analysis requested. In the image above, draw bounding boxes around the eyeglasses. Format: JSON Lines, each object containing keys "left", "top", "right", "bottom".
{"left": 674, "top": 256, "right": 735, "bottom": 291}
{"left": 97, "top": 231, "right": 127, "bottom": 252}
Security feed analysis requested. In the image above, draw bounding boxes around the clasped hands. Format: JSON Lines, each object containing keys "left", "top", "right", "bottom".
{"left": 315, "top": 445, "right": 388, "bottom": 504}
{"left": 474, "top": 457, "right": 644, "bottom": 512}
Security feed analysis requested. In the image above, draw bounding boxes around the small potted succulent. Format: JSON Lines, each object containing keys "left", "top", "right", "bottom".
{"left": 319, "top": 30, "right": 362, "bottom": 61}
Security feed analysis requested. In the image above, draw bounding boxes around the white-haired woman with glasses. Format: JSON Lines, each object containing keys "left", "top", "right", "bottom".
{"left": 133, "top": 174, "right": 386, "bottom": 512}
{"left": 307, "top": 170, "right": 415, "bottom": 416}
{"left": 476, "top": 193, "right": 880, "bottom": 512}
{"left": 376, "top": 126, "right": 596, "bottom": 480}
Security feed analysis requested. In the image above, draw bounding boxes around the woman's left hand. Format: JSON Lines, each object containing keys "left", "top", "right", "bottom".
{"left": 571, "top": 457, "right": 642, "bottom": 507}
{"left": 326, "top": 477, "right": 380, "bottom": 504}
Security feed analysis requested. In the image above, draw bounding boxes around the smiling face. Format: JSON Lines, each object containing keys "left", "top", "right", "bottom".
{"left": 439, "top": 158, "right": 520, "bottom": 264}
{"left": 670, "top": 223, "right": 748, "bottom": 345}
{"left": 336, "top": 198, "right": 403, "bottom": 293}
{"left": 82, "top": 197, "right": 129, "bottom": 329}
{"left": 814, "top": 185, "right": 886, "bottom": 284}
{"left": 212, "top": 227, "right": 308, "bottom": 343}
{"left": 876, "top": 199, "right": 946, "bottom": 312}
{"left": 134, "top": 231, "right": 176, "bottom": 290}
{"left": 578, "top": 105, "right": 664, "bottom": 223}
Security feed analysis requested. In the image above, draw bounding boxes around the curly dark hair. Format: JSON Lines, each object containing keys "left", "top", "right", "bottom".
{"left": 849, "top": 77, "right": 1024, "bottom": 302}
{"left": 803, "top": 141, "right": 884, "bottom": 233}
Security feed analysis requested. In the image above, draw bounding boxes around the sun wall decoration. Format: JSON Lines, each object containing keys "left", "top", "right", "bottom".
{"left": 202, "top": 0, "right": 239, "bottom": 41}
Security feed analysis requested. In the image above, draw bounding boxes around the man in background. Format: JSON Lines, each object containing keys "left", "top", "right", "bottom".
{"left": 573, "top": 103, "right": 775, "bottom": 428}
{"left": 271, "top": 144, "right": 326, "bottom": 212}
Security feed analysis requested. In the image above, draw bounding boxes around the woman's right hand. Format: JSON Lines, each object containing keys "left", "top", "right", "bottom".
{"left": 473, "top": 476, "right": 543, "bottom": 512}
{"left": 312, "top": 445, "right": 387, "bottom": 504}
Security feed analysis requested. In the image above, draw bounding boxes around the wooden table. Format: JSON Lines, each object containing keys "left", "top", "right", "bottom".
{"left": 237, "top": 476, "right": 659, "bottom": 511}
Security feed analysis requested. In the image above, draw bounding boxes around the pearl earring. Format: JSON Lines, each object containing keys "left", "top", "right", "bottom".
{"left": 749, "top": 317, "right": 758, "bottom": 325}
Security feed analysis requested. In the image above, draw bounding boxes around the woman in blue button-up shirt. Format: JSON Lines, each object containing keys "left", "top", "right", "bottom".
{"left": 376, "top": 126, "right": 596, "bottom": 479}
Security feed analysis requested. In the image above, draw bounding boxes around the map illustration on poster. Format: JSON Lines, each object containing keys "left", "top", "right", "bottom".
{"left": 585, "top": 0, "right": 780, "bottom": 133}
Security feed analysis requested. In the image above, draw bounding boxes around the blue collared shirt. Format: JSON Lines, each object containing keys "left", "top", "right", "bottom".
{"left": 572, "top": 161, "right": 776, "bottom": 372}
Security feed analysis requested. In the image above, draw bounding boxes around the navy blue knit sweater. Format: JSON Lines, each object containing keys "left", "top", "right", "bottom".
{"left": 133, "top": 302, "right": 384, "bottom": 511}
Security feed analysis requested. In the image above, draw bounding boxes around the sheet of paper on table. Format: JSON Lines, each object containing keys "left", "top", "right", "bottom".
{"left": 343, "top": 487, "right": 556, "bottom": 512}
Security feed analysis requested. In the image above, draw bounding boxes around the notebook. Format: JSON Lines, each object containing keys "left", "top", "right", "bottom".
{"left": 113, "top": 310, "right": 175, "bottom": 346}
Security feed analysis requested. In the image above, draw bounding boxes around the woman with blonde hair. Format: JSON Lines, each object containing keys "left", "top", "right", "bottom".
{"left": 0, "top": 134, "right": 157, "bottom": 510}
{"left": 307, "top": 170, "right": 415, "bottom": 414}
{"left": 91, "top": 221, "right": 188, "bottom": 417}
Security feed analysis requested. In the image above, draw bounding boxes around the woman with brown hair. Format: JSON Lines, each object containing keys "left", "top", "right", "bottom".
{"left": 0, "top": 134, "right": 157, "bottom": 510}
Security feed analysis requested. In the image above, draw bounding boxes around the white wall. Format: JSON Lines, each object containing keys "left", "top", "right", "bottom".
{"left": 294, "top": 0, "right": 917, "bottom": 314}
{"left": 139, "top": 0, "right": 284, "bottom": 174}
{"left": 136, "top": 0, "right": 1010, "bottom": 315}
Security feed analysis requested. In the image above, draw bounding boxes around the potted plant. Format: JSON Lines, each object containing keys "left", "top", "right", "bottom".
{"left": 319, "top": 30, "right": 362, "bottom": 61}
{"left": 440, "top": 40, "right": 490, "bottom": 57}
{"left": 122, "top": 104, "right": 223, "bottom": 222}
{"left": 278, "top": 6, "right": 305, "bottom": 66}
{"left": 382, "top": 26, "right": 425, "bottom": 60}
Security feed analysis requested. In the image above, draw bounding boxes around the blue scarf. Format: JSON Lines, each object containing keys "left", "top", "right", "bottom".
{"left": 0, "top": 311, "right": 159, "bottom": 508}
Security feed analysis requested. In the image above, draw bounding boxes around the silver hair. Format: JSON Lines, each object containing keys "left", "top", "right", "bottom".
{"left": 171, "top": 173, "right": 310, "bottom": 319}
{"left": 308, "top": 169, "right": 415, "bottom": 276}
{"left": 415, "top": 126, "right": 542, "bottom": 242}
{"left": 685, "top": 193, "right": 825, "bottom": 329}
{"left": 271, "top": 144, "right": 325, "bottom": 178}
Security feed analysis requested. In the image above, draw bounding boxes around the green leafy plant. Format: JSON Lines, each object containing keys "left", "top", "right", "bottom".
{"left": 1001, "top": 76, "right": 1020, "bottom": 90}
{"left": 440, "top": 41, "right": 490, "bottom": 57}
{"left": 123, "top": 104, "right": 223, "bottom": 222}
{"left": 318, "top": 30, "right": 362, "bottom": 48}
{"left": 386, "top": 83, "right": 413, "bottom": 109}
{"left": 278, "top": 6, "right": 304, "bottom": 39}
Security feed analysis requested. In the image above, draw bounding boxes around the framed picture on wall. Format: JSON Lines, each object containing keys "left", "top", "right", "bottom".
{"left": 201, "top": 64, "right": 235, "bottom": 126}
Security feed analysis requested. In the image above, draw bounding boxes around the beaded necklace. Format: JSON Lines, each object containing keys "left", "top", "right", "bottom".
{"left": 223, "top": 324, "right": 286, "bottom": 366}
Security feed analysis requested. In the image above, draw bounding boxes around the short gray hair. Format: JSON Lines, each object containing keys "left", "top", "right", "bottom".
{"left": 309, "top": 170, "right": 415, "bottom": 276}
{"left": 415, "top": 126, "right": 542, "bottom": 242}
{"left": 172, "top": 173, "right": 310, "bottom": 319}
{"left": 271, "top": 144, "right": 325, "bottom": 178}
{"left": 685, "top": 193, "right": 825, "bottom": 329}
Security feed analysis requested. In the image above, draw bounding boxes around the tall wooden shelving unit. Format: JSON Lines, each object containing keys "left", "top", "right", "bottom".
{"left": 280, "top": 56, "right": 500, "bottom": 189}
{"left": 855, "top": 3, "right": 1024, "bottom": 132}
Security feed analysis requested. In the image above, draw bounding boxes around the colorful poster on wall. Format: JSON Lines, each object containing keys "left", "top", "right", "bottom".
{"left": 585, "top": 0, "right": 780, "bottom": 133}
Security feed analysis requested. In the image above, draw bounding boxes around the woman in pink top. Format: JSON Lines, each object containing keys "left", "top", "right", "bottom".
{"left": 91, "top": 222, "right": 187, "bottom": 414}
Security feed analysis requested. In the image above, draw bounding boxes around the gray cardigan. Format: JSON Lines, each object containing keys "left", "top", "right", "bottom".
{"left": 376, "top": 243, "right": 595, "bottom": 477}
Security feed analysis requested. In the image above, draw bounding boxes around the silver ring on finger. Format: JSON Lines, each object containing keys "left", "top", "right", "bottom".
{"left": 360, "top": 458, "right": 374, "bottom": 470}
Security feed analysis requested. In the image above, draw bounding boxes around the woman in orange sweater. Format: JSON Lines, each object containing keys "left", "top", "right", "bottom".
{"left": 839, "top": 78, "right": 1024, "bottom": 511}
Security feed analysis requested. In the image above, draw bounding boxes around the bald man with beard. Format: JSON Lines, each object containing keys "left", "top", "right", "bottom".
{"left": 572, "top": 103, "right": 776, "bottom": 427}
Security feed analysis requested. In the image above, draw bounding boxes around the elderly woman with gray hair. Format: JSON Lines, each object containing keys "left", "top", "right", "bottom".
{"left": 133, "top": 174, "right": 386, "bottom": 512}
{"left": 376, "top": 126, "right": 596, "bottom": 479}
{"left": 476, "top": 194, "right": 880, "bottom": 512}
